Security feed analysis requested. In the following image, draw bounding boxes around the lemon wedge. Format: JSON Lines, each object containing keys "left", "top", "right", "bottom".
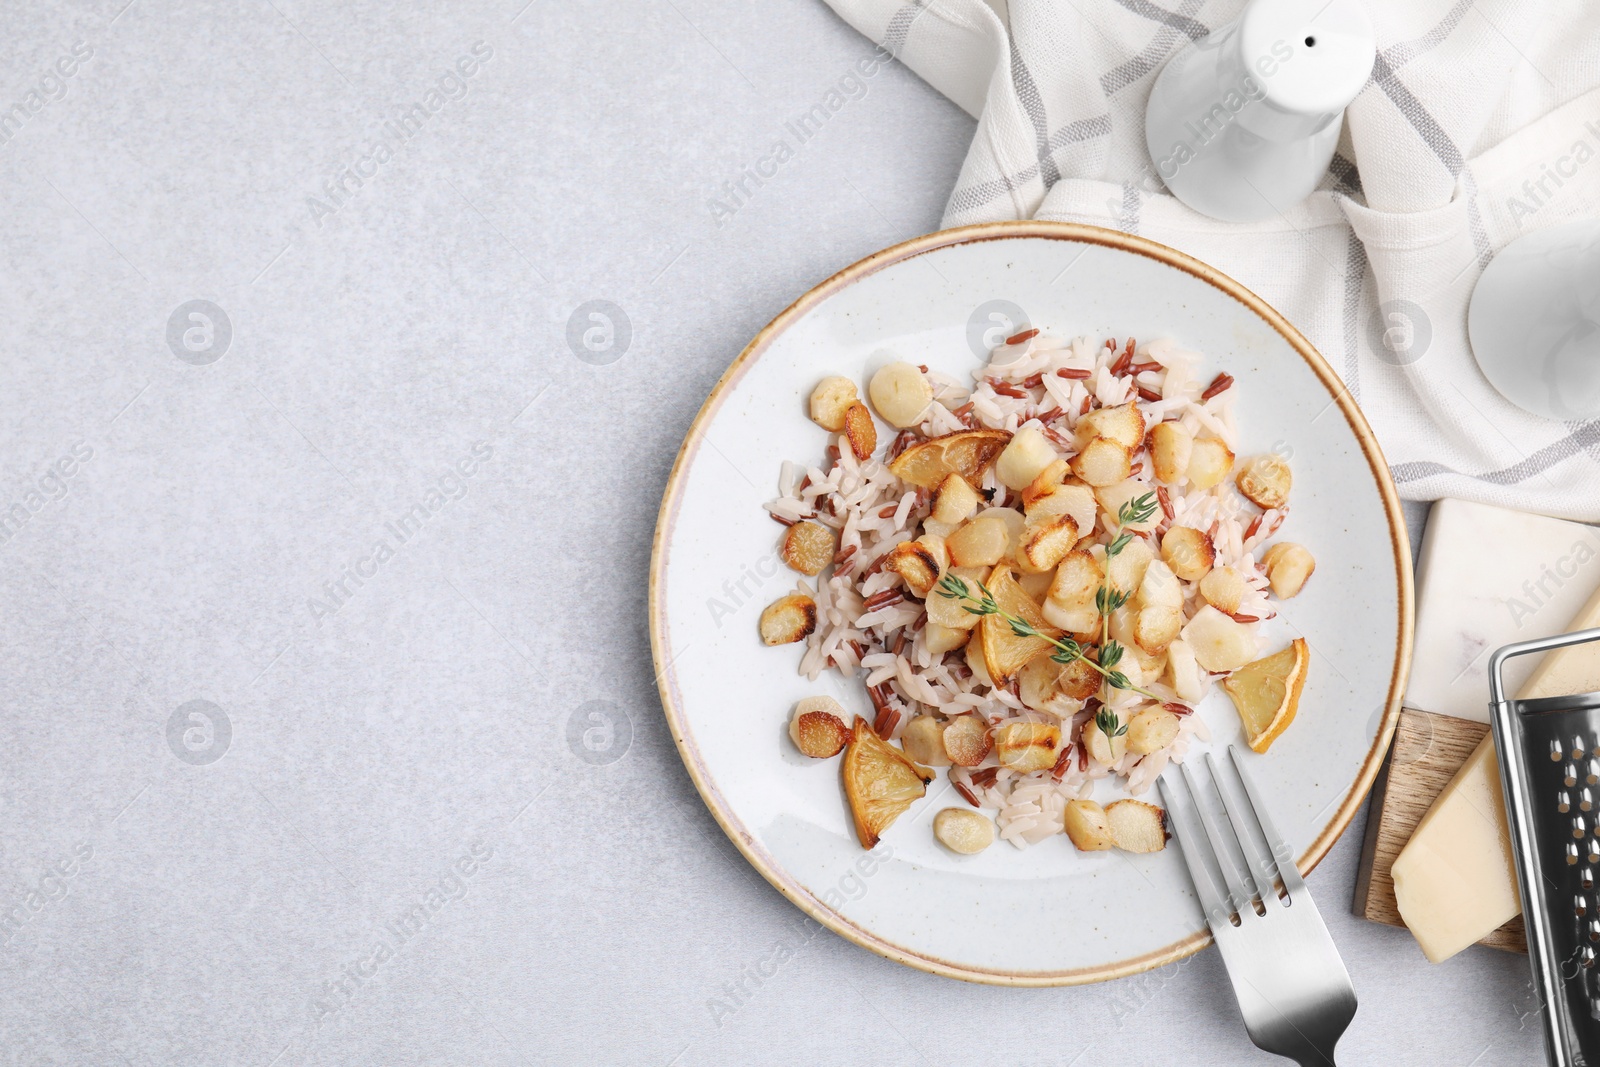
{"left": 888, "top": 429, "right": 1011, "bottom": 489}
{"left": 978, "top": 564, "right": 1063, "bottom": 687}
{"left": 1222, "top": 638, "right": 1309, "bottom": 753}
{"left": 842, "top": 718, "right": 934, "bottom": 849}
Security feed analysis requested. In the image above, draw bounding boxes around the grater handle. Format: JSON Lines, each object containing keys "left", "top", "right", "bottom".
{"left": 1488, "top": 627, "right": 1600, "bottom": 705}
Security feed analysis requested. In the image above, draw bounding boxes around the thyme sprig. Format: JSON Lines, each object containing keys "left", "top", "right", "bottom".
{"left": 934, "top": 492, "right": 1161, "bottom": 748}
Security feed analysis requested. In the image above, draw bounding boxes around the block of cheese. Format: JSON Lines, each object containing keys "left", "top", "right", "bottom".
{"left": 1406, "top": 498, "right": 1600, "bottom": 723}
{"left": 1391, "top": 737, "right": 1520, "bottom": 962}
{"left": 1393, "top": 580, "right": 1600, "bottom": 962}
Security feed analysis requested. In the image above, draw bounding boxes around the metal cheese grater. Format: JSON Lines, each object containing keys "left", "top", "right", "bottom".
{"left": 1490, "top": 627, "right": 1600, "bottom": 1067}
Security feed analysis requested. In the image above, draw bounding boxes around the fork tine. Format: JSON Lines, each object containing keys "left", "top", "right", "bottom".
{"left": 1179, "top": 762, "right": 1256, "bottom": 918}
{"left": 1159, "top": 773, "right": 1234, "bottom": 929}
{"left": 1228, "top": 746, "right": 1307, "bottom": 897}
{"left": 1205, "top": 751, "right": 1279, "bottom": 905}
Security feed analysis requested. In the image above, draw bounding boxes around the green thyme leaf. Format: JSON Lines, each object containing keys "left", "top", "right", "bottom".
{"left": 1050, "top": 638, "right": 1083, "bottom": 665}
{"left": 1118, "top": 492, "right": 1159, "bottom": 528}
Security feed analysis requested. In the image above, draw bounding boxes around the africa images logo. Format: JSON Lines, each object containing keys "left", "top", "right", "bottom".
{"left": 0, "top": 441, "right": 94, "bottom": 549}
{"left": 310, "top": 841, "right": 495, "bottom": 1025}
{"left": 307, "top": 442, "right": 493, "bottom": 625}
{"left": 304, "top": 42, "right": 494, "bottom": 227}
{"left": 705, "top": 43, "right": 898, "bottom": 228}
{"left": 0, "top": 41, "right": 94, "bottom": 150}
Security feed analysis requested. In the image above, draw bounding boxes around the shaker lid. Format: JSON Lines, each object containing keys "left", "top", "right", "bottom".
{"left": 1238, "top": 0, "right": 1375, "bottom": 117}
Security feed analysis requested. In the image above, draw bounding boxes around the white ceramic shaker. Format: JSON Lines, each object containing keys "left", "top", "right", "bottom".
{"left": 1144, "top": 0, "right": 1375, "bottom": 223}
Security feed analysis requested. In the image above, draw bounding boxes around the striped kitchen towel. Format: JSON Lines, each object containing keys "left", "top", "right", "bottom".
{"left": 822, "top": 0, "right": 1600, "bottom": 520}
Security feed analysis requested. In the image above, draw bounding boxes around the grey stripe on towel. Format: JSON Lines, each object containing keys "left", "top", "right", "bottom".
{"left": 1391, "top": 421, "right": 1600, "bottom": 485}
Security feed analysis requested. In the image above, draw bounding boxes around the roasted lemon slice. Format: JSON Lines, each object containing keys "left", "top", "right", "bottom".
{"left": 1222, "top": 638, "right": 1309, "bottom": 753}
{"left": 979, "top": 564, "right": 1063, "bottom": 687}
{"left": 842, "top": 718, "right": 934, "bottom": 848}
{"left": 888, "top": 429, "right": 1012, "bottom": 489}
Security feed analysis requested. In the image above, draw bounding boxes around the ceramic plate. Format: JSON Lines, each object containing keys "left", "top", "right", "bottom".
{"left": 649, "top": 223, "right": 1412, "bottom": 985}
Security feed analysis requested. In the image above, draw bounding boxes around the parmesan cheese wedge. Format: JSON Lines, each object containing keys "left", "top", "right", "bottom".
{"left": 1390, "top": 737, "right": 1520, "bottom": 962}
{"left": 1393, "top": 581, "right": 1600, "bottom": 962}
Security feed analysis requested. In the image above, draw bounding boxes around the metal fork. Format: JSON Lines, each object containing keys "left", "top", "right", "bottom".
{"left": 1159, "top": 747, "right": 1357, "bottom": 1067}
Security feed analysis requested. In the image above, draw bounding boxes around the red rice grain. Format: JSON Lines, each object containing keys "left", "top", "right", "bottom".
{"left": 1201, "top": 372, "right": 1234, "bottom": 401}
{"left": 1109, "top": 339, "right": 1136, "bottom": 376}
{"left": 862, "top": 589, "right": 903, "bottom": 611}
{"left": 873, "top": 707, "right": 900, "bottom": 739}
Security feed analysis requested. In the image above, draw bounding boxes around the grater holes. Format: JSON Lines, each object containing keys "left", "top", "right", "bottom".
{"left": 1576, "top": 736, "right": 1591, "bottom": 760}
{"left": 1561, "top": 791, "right": 1574, "bottom": 813}
{"left": 1567, "top": 763, "right": 1580, "bottom": 788}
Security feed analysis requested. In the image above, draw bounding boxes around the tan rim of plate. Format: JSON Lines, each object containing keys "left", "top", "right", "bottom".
{"left": 648, "top": 221, "right": 1415, "bottom": 987}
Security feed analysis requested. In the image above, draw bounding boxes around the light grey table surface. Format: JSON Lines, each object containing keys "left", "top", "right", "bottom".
{"left": 0, "top": 1, "right": 1540, "bottom": 1064}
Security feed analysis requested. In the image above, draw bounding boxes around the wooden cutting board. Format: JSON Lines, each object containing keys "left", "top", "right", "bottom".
{"left": 1353, "top": 707, "right": 1525, "bottom": 952}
